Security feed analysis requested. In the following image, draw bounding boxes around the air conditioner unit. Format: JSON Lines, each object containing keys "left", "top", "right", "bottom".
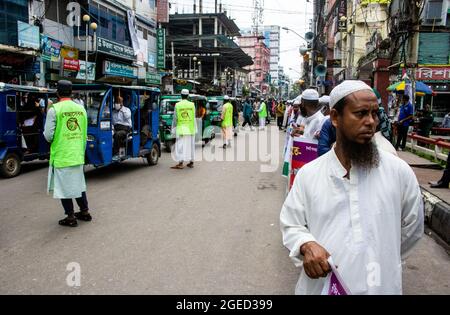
{"left": 422, "top": 0, "right": 446, "bottom": 26}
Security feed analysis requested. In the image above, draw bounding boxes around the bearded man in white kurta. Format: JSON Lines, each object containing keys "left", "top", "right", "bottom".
{"left": 280, "top": 80, "right": 424, "bottom": 295}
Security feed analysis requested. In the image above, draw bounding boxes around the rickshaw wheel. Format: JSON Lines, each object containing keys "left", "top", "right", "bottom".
{"left": 1, "top": 153, "right": 21, "bottom": 178}
{"left": 147, "top": 144, "right": 160, "bottom": 166}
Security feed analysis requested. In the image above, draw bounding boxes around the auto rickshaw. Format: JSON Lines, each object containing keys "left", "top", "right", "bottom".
{"left": 72, "top": 84, "right": 161, "bottom": 168}
{"left": 0, "top": 83, "right": 56, "bottom": 178}
{"left": 159, "top": 94, "right": 215, "bottom": 152}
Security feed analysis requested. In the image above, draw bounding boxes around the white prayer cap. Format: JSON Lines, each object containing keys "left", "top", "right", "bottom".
{"left": 301, "top": 89, "right": 319, "bottom": 101}
{"left": 293, "top": 95, "right": 302, "bottom": 105}
{"left": 224, "top": 95, "right": 230, "bottom": 101}
{"left": 329, "top": 80, "right": 373, "bottom": 109}
{"left": 319, "top": 95, "right": 330, "bottom": 104}
{"left": 181, "top": 89, "right": 190, "bottom": 96}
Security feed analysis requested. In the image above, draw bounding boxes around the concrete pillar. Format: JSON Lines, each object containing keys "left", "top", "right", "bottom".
{"left": 373, "top": 58, "right": 391, "bottom": 110}
{"left": 214, "top": 57, "right": 217, "bottom": 83}
{"left": 214, "top": 18, "right": 218, "bottom": 48}
{"left": 199, "top": 18, "right": 203, "bottom": 48}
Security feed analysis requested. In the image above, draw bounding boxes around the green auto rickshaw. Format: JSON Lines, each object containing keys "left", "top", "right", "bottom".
{"left": 159, "top": 94, "right": 215, "bottom": 152}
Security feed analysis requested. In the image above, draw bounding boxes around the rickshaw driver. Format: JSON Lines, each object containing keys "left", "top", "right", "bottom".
{"left": 112, "top": 96, "right": 132, "bottom": 156}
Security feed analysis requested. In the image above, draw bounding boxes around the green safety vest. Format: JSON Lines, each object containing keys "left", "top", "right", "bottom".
{"left": 50, "top": 100, "right": 88, "bottom": 168}
{"left": 259, "top": 102, "right": 268, "bottom": 118}
{"left": 176, "top": 99, "right": 196, "bottom": 136}
{"left": 222, "top": 102, "right": 234, "bottom": 128}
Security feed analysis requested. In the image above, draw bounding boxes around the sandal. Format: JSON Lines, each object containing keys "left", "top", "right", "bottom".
{"left": 59, "top": 217, "right": 78, "bottom": 227}
{"left": 171, "top": 164, "right": 184, "bottom": 170}
{"left": 74, "top": 212, "right": 92, "bottom": 222}
{"left": 187, "top": 162, "right": 194, "bottom": 169}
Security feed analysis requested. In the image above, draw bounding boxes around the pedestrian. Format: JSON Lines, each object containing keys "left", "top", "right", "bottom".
{"left": 293, "top": 89, "right": 325, "bottom": 140}
{"left": 282, "top": 99, "right": 301, "bottom": 178}
{"left": 280, "top": 80, "right": 423, "bottom": 295}
{"left": 395, "top": 95, "right": 414, "bottom": 151}
{"left": 171, "top": 89, "right": 196, "bottom": 169}
{"left": 441, "top": 112, "right": 450, "bottom": 128}
{"left": 276, "top": 101, "right": 286, "bottom": 130}
{"left": 221, "top": 95, "right": 234, "bottom": 149}
{"left": 430, "top": 153, "right": 450, "bottom": 188}
{"left": 256, "top": 97, "right": 268, "bottom": 130}
{"left": 417, "top": 104, "right": 434, "bottom": 138}
{"left": 44, "top": 80, "right": 91, "bottom": 227}
{"left": 242, "top": 97, "right": 254, "bottom": 130}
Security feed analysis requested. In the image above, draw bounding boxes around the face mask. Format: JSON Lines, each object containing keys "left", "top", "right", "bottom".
{"left": 114, "top": 104, "right": 121, "bottom": 111}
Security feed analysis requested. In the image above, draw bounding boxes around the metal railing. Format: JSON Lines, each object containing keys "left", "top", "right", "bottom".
{"left": 407, "top": 133, "right": 450, "bottom": 163}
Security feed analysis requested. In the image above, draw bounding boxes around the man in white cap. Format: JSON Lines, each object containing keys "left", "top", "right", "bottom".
{"left": 292, "top": 89, "right": 325, "bottom": 140}
{"left": 171, "top": 89, "right": 196, "bottom": 169}
{"left": 280, "top": 80, "right": 423, "bottom": 295}
{"left": 221, "top": 95, "right": 234, "bottom": 149}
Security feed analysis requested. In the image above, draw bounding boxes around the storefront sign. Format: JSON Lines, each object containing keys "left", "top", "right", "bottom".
{"left": 61, "top": 46, "right": 79, "bottom": 60}
{"left": 157, "top": 28, "right": 166, "bottom": 69}
{"left": 97, "top": 37, "right": 135, "bottom": 61}
{"left": 17, "top": 21, "right": 40, "bottom": 50}
{"left": 146, "top": 72, "right": 161, "bottom": 85}
{"left": 416, "top": 67, "right": 450, "bottom": 81}
{"left": 63, "top": 59, "right": 80, "bottom": 71}
{"left": 41, "top": 36, "right": 63, "bottom": 62}
{"left": 76, "top": 60, "right": 96, "bottom": 81}
{"left": 104, "top": 60, "right": 137, "bottom": 78}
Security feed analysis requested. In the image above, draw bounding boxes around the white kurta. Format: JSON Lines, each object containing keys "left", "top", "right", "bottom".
{"left": 173, "top": 113, "right": 197, "bottom": 163}
{"left": 280, "top": 148, "right": 424, "bottom": 295}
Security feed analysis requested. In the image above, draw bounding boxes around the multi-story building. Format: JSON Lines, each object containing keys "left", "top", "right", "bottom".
{"left": 0, "top": 0, "right": 161, "bottom": 87}
{"left": 164, "top": 9, "right": 253, "bottom": 95}
{"left": 238, "top": 34, "right": 270, "bottom": 95}
{"left": 262, "top": 25, "right": 281, "bottom": 86}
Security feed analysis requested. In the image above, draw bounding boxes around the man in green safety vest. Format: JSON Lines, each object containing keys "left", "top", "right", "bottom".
{"left": 221, "top": 95, "right": 234, "bottom": 149}
{"left": 44, "top": 80, "right": 91, "bottom": 228}
{"left": 256, "top": 97, "right": 268, "bottom": 130}
{"left": 171, "top": 89, "right": 197, "bottom": 169}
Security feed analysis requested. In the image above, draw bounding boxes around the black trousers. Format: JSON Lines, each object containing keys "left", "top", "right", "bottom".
{"left": 395, "top": 125, "right": 409, "bottom": 150}
{"left": 277, "top": 117, "right": 284, "bottom": 129}
{"left": 113, "top": 130, "right": 128, "bottom": 154}
{"left": 61, "top": 192, "right": 89, "bottom": 216}
{"left": 242, "top": 116, "right": 252, "bottom": 127}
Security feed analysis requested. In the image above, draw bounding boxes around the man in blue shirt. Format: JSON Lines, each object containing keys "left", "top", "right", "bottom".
{"left": 395, "top": 95, "right": 414, "bottom": 151}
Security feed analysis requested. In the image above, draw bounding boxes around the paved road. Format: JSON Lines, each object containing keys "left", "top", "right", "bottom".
{"left": 0, "top": 128, "right": 449, "bottom": 294}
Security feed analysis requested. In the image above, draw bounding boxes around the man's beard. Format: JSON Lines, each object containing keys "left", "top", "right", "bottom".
{"left": 341, "top": 132, "right": 380, "bottom": 171}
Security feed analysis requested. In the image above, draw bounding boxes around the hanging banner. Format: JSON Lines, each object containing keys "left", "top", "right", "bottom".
{"left": 97, "top": 37, "right": 135, "bottom": 61}
{"left": 137, "top": 37, "right": 148, "bottom": 66}
{"left": 157, "top": 28, "right": 166, "bottom": 69}
{"left": 127, "top": 10, "right": 140, "bottom": 56}
{"left": 17, "top": 21, "right": 40, "bottom": 50}
{"left": 60, "top": 46, "right": 79, "bottom": 60}
{"left": 104, "top": 60, "right": 137, "bottom": 78}
{"left": 63, "top": 59, "right": 80, "bottom": 71}
{"left": 76, "top": 60, "right": 96, "bottom": 81}
{"left": 41, "top": 36, "right": 63, "bottom": 62}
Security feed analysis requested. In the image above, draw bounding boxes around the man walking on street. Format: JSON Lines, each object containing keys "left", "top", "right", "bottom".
{"left": 395, "top": 95, "right": 414, "bottom": 151}
{"left": 280, "top": 80, "right": 423, "bottom": 295}
{"left": 222, "top": 95, "right": 234, "bottom": 149}
{"left": 242, "top": 97, "right": 254, "bottom": 130}
{"left": 171, "top": 89, "right": 196, "bottom": 169}
{"left": 256, "top": 97, "right": 268, "bottom": 130}
{"left": 44, "top": 80, "right": 91, "bottom": 227}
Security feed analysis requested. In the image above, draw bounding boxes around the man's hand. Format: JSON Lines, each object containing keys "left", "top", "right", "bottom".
{"left": 300, "top": 242, "right": 331, "bottom": 279}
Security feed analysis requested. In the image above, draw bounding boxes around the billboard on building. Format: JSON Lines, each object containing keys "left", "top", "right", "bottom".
{"left": 17, "top": 21, "right": 40, "bottom": 50}
{"left": 41, "top": 36, "right": 63, "bottom": 62}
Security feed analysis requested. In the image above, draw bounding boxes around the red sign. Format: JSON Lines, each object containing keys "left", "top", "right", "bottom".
{"left": 63, "top": 58, "right": 80, "bottom": 71}
{"left": 157, "top": 0, "right": 169, "bottom": 23}
{"left": 416, "top": 67, "right": 450, "bottom": 81}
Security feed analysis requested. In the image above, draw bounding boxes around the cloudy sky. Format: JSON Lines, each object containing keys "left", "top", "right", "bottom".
{"left": 170, "top": 0, "right": 314, "bottom": 81}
